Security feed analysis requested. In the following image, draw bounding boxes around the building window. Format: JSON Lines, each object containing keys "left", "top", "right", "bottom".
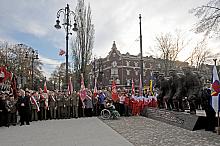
{"left": 134, "top": 62, "right": 138, "bottom": 67}
{"left": 126, "top": 69, "right": 130, "bottom": 75}
{"left": 111, "top": 68, "right": 118, "bottom": 75}
{"left": 135, "top": 70, "right": 138, "bottom": 76}
{"left": 112, "top": 61, "right": 117, "bottom": 67}
{"left": 126, "top": 61, "right": 130, "bottom": 66}
{"left": 113, "top": 53, "right": 116, "bottom": 57}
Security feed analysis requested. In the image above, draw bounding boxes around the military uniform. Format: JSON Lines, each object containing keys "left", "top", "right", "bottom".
{"left": 39, "top": 94, "right": 46, "bottom": 120}
{"left": 49, "top": 94, "right": 57, "bottom": 119}
{"left": 56, "top": 94, "right": 64, "bottom": 119}
{"left": 64, "top": 95, "right": 71, "bottom": 119}
{"left": 71, "top": 92, "right": 79, "bottom": 118}
{"left": 8, "top": 96, "right": 17, "bottom": 125}
{"left": 30, "top": 94, "right": 39, "bottom": 121}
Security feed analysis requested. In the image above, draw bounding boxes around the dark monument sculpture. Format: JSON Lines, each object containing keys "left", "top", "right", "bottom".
{"left": 155, "top": 68, "right": 204, "bottom": 114}
{"left": 142, "top": 67, "right": 216, "bottom": 131}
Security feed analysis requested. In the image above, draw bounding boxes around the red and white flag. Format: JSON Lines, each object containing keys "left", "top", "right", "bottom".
{"left": 139, "top": 74, "right": 143, "bottom": 97}
{"left": 59, "top": 49, "right": 65, "bottom": 56}
{"left": 93, "top": 77, "right": 98, "bottom": 97}
{"left": 44, "top": 80, "right": 47, "bottom": 93}
{"left": 132, "top": 78, "right": 135, "bottom": 97}
{"left": 80, "top": 73, "right": 87, "bottom": 102}
{"left": 112, "top": 80, "right": 118, "bottom": 102}
{"left": 67, "top": 77, "right": 73, "bottom": 95}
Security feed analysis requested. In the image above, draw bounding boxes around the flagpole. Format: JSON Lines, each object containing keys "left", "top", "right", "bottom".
{"left": 213, "top": 59, "right": 220, "bottom": 133}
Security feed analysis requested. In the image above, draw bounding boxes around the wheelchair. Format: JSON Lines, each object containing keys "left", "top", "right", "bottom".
{"left": 100, "top": 105, "right": 120, "bottom": 120}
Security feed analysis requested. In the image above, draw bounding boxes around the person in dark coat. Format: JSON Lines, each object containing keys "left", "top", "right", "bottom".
{"left": 0, "top": 92, "right": 9, "bottom": 127}
{"left": 17, "top": 90, "right": 31, "bottom": 126}
{"left": 201, "top": 88, "right": 216, "bottom": 132}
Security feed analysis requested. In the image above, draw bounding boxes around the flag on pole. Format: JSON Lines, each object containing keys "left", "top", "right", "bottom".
{"left": 44, "top": 80, "right": 47, "bottom": 93}
{"left": 211, "top": 65, "right": 220, "bottom": 112}
{"left": 80, "top": 73, "right": 87, "bottom": 102}
{"left": 93, "top": 77, "right": 98, "bottom": 97}
{"left": 139, "top": 74, "right": 143, "bottom": 97}
{"left": 59, "top": 49, "right": 65, "bottom": 56}
{"left": 131, "top": 78, "right": 135, "bottom": 97}
{"left": 67, "top": 77, "right": 73, "bottom": 95}
{"left": 149, "top": 71, "right": 154, "bottom": 95}
{"left": 112, "top": 80, "right": 118, "bottom": 102}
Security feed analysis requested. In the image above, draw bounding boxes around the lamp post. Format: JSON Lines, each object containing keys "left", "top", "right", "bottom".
{"left": 25, "top": 49, "right": 39, "bottom": 90}
{"left": 93, "top": 58, "right": 96, "bottom": 89}
{"left": 54, "top": 4, "right": 78, "bottom": 89}
{"left": 139, "top": 14, "right": 144, "bottom": 87}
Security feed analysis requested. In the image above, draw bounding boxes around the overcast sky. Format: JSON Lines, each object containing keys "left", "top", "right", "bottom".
{"left": 1, "top": 0, "right": 218, "bottom": 77}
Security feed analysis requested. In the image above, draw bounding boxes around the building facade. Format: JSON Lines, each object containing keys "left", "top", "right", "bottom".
{"left": 89, "top": 41, "right": 191, "bottom": 89}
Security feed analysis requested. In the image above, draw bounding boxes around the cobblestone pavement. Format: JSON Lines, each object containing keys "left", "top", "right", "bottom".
{"left": 101, "top": 116, "right": 220, "bottom": 146}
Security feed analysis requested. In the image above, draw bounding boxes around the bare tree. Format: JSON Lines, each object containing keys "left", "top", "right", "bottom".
{"left": 155, "top": 31, "right": 187, "bottom": 76}
{"left": 186, "top": 40, "right": 219, "bottom": 71}
{"left": 191, "top": 0, "right": 220, "bottom": 37}
{"left": 71, "top": 0, "right": 95, "bottom": 88}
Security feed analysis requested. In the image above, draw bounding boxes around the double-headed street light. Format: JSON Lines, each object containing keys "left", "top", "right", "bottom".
{"left": 54, "top": 4, "right": 78, "bottom": 89}
{"left": 25, "top": 49, "right": 39, "bottom": 90}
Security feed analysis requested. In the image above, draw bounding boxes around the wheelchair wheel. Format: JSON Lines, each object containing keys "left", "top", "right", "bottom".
{"left": 100, "top": 109, "right": 111, "bottom": 120}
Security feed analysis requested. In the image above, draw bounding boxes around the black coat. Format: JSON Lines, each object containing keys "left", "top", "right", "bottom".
{"left": 17, "top": 96, "right": 30, "bottom": 111}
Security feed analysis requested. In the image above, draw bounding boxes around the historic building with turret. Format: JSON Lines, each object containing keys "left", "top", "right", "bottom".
{"left": 89, "top": 41, "right": 212, "bottom": 89}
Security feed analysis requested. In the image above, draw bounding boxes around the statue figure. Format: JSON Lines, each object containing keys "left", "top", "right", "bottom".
{"left": 183, "top": 68, "right": 201, "bottom": 114}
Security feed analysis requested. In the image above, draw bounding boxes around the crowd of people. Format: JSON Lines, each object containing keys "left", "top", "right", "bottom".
{"left": 0, "top": 87, "right": 157, "bottom": 127}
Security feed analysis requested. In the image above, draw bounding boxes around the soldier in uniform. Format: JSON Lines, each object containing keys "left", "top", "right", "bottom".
{"left": 30, "top": 92, "right": 39, "bottom": 121}
{"left": 56, "top": 91, "right": 64, "bottom": 119}
{"left": 64, "top": 92, "right": 71, "bottom": 119}
{"left": 39, "top": 92, "right": 46, "bottom": 120}
{"left": 8, "top": 94, "right": 17, "bottom": 126}
{"left": 71, "top": 91, "right": 79, "bottom": 118}
{"left": 48, "top": 91, "right": 57, "bottom": 119}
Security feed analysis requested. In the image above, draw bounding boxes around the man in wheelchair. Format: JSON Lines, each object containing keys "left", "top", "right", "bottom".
{"left": 101, "top": 98, "right": 120, "bottom": 119}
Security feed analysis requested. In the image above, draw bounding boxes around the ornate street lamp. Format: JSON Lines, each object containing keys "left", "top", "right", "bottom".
{"left": 54, "top": 4, "right": 78, "bottom": 89}
{"left": 25, "top": 49, "right": 39, "bottom": 90}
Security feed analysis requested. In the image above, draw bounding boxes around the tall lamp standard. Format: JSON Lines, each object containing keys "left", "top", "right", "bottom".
{"left": 25, "top": 49, "right": 39, "bottom": 90}
{"left": 139, "top": 14, "right": 144, "bottom": 87}
{"left": 54, "top": 4, "right": 78, "bottom": 89}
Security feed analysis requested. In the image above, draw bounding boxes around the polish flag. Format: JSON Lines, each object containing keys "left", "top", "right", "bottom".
{"left": 67, "top": 77, "right": 73, "bottom": 95}
{"left": 132, "top": 78, "right": 135, "bottom": 97}
{"left": 112, "top": 80, "right": 118, "bottom": 102}
{"left": 44, "top": 80, "right": 47, "bottom": 93}
{"left": 59, "top": 49, "right": 65, "bottom": 56}
{"left": 93, "top": 77, "right": 98, "bottom": 97}
{"left": 139, "top": 74, "right": 143, "bottom": 97}
{"left": 80, "top": 74, "right": 87, "bottom": 102}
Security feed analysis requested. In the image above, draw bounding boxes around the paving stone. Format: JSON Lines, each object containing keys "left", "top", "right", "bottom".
{"left": 101, "top": 116, "right": 220, "bottom": 146}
